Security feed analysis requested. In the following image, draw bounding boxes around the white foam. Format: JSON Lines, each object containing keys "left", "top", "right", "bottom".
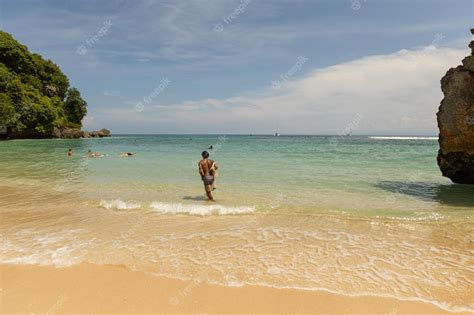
{"left": 377, "top": 212, "right": 445, "bottom": 222}
{"left": 0, "top": 229, "right": 90, "bottom": 267}
{"left": 100, "top": 199, "right": 141, "bottom": 210}
{"left": 150, "top": 201, "right": 255, "bottom": 216}
{"left": 369, "top": 136, "right": 438, "bottom": 140}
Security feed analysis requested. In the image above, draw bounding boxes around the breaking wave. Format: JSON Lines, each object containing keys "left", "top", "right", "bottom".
{"left": 99, "top": 199, "right": 141, "bottom": 210}
{"left": 99, "top": 199, "right": 255, "bottom": 215}
{"left": 150, "top": 201, "right": 255, "bottom": 215}
{"left": 369, "top": 136, "right": 438, "bottom": 140}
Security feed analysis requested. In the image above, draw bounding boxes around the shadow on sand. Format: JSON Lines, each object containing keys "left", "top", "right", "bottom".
{"left": 182, "top": 195, "right": 207, "bottom": 201}
{"left": 375, "top": 181, "right": 474, "bottom": 207}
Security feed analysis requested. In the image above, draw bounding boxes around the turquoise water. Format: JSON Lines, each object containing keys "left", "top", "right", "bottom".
{"left": 1, "top": 135, "right": 473, "bottom": 312}
{"left": 1, "top": 135, "right": 473, "bottom": 219}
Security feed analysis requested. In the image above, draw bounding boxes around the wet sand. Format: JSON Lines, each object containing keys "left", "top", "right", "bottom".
{"left": 0, "top": 263, "right": 458, "bottom": 314}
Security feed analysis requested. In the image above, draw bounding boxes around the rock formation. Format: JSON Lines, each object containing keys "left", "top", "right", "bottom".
{"left": 52, "top": 127, "right": 111, "bottom": 139}
{"left": 436, "top": 29, "right": 474, "bottom": 184}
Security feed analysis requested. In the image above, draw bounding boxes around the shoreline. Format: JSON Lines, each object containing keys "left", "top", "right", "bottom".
{"left": 0, "top": 263, "right": 461, "bottom": 314}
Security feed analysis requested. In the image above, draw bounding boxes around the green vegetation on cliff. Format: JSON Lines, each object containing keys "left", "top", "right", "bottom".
{"left": 0, "top": 31, "right": 87, "bottom": 137}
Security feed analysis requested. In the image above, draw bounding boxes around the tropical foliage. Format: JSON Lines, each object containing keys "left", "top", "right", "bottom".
{"left": 0, "top": 31, "right": 87, "bottom": 136}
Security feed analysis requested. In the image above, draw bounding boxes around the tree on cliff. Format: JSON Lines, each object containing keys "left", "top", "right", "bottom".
{"left": 65, "top": 88, "right": 87, "bottom": 126}
{"left": 0, "top": 31, "right": 87, "bottom": 137}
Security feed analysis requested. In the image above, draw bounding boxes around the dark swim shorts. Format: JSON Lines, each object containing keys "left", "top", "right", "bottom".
{"left": 203, "top": 175, "right": 214, "bottom": 192}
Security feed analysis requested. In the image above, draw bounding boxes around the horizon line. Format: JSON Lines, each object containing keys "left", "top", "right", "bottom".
{"left": 110, "top": 133, "right": 439, "bottom": 136}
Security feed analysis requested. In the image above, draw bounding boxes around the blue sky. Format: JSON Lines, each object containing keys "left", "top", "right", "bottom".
{"left": 1, "top": 0, "right": 473, "bottom": 134}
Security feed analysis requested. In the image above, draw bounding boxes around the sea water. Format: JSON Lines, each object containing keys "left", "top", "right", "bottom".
{"left": 0, "top": 135, "right": 473, "bottom": 312}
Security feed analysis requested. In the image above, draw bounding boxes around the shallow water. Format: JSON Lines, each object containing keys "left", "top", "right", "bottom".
{"left": 0, "top": 135, "right": 473, "bottom": 312}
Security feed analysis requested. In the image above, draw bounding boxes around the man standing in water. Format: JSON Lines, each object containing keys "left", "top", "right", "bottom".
{"left": 198, "top": 151, "right": 218, "bottom": 201}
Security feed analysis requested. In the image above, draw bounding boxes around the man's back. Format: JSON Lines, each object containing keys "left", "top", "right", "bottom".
{"left": 199, "top": 159, "right": 215, "bottom": 176}
{"left": 199, "top": 151, "right": 218, "bottom": 201}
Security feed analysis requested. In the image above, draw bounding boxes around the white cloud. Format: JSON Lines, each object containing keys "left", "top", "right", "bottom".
{"left": 99, "top": 45, "right": 466, "bottom": 134}
{"left": 4, "top": 1, "right": 468, "bottom": 70}
{"left": 81, "top": 116, "right": 96, "bottom": 130}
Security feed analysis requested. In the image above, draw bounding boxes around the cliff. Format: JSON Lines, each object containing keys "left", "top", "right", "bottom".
{"left": 0, "top": 31, "right": 109, "bottom": 139}
{"left": 52, "top": 127, "right": 111, "bottom": 139}
{"left": 436, "top": 29, "right": 474, "bottom": 184}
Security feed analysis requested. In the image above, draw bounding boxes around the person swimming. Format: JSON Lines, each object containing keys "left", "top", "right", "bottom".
{"left": 87, "top": 149, "right": 104, "bottom": 158}
{"left": 198, "top": 151, "right": 219, "bottom": 201}
{"left": 67, "top": 148, "right": 73, "bottom": 156}
{"left": 120, "top": 152, "right": 135, "bottom": 157}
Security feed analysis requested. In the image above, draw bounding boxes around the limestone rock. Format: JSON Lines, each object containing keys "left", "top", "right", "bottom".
{"left": 53, "top": 127, "right": 84, "bottom": 138}
{"left": 97, "top": 128, "right": 111, "bottom": 137}
{"left": 436, "top": 30, "right": 474, "bottom": 184}
{"left": 89, "top": 128, "right": 110, "bottom": 137}
{"left": 51, "top": 127, "right": 111, "bottom": 138}
{"left": 52, "top": 127, "right": 62, "bottom": 138}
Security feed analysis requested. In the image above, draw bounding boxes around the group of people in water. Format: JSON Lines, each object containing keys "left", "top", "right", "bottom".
{"left": 66, "top": 148, "right": 219, "bottom": 201}
{"left": 67, "top": 148, "right": 134, "bottom": 158}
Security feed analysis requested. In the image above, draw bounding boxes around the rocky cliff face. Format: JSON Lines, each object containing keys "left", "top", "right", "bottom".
{"left": 52, "top": 127, "right": 111, "bottom": 139}
{"left": 1, "top": 127, "right": 111, "bottom": 140}
{"left": 437, "top": 29, "right": 474, "bottom": 184}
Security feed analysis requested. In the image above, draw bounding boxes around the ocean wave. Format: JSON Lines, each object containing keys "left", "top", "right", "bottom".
{"left": 150, "top": 201, "right": 255, "bottom": 215}
{"left": 99, "top": 199, "right": 255, "bottom": 215}
{"left": 99, "top": 199, "right": 141, "bottom": 210}
{"left": 0, "top": 229, "right": 90, "bottom": 267}
{"left": 369, "top": 136, "right": 438, "bottom": 140}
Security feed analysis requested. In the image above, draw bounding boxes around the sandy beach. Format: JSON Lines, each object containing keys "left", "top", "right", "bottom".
{"left": 1, "top": 165, "right": 473, "bottom": 314}
{"left": 1, "top": 1, "right": 474, "bottom": 313}
{"left": 1, "top": 263, "right": 459, "bottom": 314}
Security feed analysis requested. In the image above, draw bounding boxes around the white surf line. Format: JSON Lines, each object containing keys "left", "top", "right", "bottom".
{"left": 369, "top": 136, "right": 438, "bottom": 140}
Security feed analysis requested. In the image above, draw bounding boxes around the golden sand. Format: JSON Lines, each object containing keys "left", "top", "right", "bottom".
{"left": 1, "top": 184, "right": 473, "bottom": 313}
{"left": 0, "top": 263, "right": 460, "bottom": 314}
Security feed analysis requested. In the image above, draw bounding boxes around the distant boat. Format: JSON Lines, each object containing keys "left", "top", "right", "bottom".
{"left": 274, "top": 132, "right": 279, "bottom": 137}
